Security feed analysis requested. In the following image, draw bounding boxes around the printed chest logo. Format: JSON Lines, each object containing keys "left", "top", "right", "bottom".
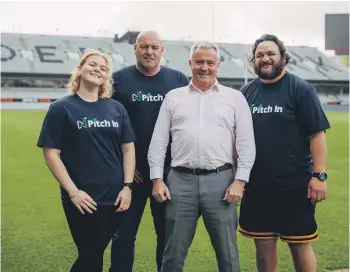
{"left": 250, "top": 104, "right": 283, "bottom": 114}
{"left": 77, "top": 117, "right": 119, "bottom": 129}
{"left": 132, "top": 91, "right": 164, "bottom": 102}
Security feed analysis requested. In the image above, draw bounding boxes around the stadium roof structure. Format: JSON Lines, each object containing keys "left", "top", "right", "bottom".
{"left": 1, "top": 32, "right": 349, "bottom": 82}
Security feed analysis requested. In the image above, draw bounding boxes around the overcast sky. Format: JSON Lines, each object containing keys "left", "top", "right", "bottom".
{"left": 0, "top": 0, "right": 349, "bottom": 50}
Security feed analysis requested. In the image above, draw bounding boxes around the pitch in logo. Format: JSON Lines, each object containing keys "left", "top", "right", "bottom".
{"left": 77, "top": 117, "right": 119, "bottom": 129}
{"left": 250, "top": 104, "right": 283, "bottom": 114}
{"left": 132, "top": 91, "right": 164, "bottom": 102}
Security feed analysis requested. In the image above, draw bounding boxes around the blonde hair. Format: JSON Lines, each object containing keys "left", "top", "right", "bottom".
{"left": 67, "top": 49, "right": 113, "bottom": 98}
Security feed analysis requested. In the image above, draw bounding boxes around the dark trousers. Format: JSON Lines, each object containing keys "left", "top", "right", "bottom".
{"left": 109, "top": 182, "right": 165, "bottom": 272}
{"left": 63, "top": 202, "right": 121, "bottom": 272}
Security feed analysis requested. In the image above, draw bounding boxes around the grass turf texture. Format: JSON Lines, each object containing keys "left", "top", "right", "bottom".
{"left": 1, "top": 111, "right": 349, "bottom": 272}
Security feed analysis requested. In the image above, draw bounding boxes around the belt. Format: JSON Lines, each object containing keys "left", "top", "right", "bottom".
{"left": 173, "top": 163, "right": 232, "bottom": 175}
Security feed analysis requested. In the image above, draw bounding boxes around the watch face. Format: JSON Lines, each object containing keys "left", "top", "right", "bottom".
{"left": 319, "top": 172, "right": 328, "bottom": 181}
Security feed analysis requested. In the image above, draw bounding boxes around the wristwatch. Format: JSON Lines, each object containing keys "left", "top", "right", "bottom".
{"left": 313, "top": 171, "right": 328, "bottom": 182}
{"left": 123, "top": 183, "right": 133, "bottom": 190}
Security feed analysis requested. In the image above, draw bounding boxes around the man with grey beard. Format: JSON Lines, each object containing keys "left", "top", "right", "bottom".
{"left": 239, "top": 34, "right": 330, "bottom": 272}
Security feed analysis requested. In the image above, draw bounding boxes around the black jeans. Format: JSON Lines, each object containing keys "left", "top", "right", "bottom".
{"left": 63, "top": 202, "right": 121, "bottom": 272}
{"left": 109, "top": 182, "right": 165, "bottom": 272}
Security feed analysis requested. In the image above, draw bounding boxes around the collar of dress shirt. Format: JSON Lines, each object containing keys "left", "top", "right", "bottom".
{"left": 189, "top": 79, "right": 219, "bottom": 93}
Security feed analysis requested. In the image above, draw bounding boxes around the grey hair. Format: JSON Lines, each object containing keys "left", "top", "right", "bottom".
{"left": 189, "top": 41, "right": 220, "bottom": 60}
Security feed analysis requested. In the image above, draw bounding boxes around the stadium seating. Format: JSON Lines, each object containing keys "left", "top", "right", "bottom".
{"left": 1, "top": 32, "right": 349, "bottom": 110}
{"left": 1, "top": 32, "right": 349, "bottom": 81}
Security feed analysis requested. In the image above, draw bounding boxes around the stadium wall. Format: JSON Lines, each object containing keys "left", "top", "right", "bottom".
{"left": 1, "top": 87, "right": 67, "bottom": 110}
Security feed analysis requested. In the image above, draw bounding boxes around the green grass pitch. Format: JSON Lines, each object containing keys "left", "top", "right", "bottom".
{"left": 1, "top": 111, "right": 348, "bottom": 272}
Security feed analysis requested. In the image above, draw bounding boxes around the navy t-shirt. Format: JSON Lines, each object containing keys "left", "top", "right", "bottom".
{"left": 241, "top": 72, "right": 330, "bottom": 191}
{"left": 112, "top": 65, "right": 190, "bottom": 181}
{"left": 37, "top": 94, "right": 136, "bottom": 205}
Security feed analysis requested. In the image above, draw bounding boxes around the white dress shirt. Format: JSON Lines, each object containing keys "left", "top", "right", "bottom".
{"left": 148, "top": 80, "right": 256, "bottom": 182}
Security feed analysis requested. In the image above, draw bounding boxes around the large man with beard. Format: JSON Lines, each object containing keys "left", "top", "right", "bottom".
{"left": 239, "top": 34, "right": 330, "bottom": 272}
{"left": 109, "top": 31, "right": 189, "bottom": 272}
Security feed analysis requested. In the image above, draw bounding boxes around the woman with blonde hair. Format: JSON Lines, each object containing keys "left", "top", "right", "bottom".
{"left": 37, "top": 49, "right": 136, "bottom": 271}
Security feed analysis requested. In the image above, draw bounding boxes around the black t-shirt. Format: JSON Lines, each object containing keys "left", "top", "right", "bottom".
{"left": 112, "top": 65, "right": 190, "bottom": 181}
{"left": 241, "top": 72, "right": 330, "bottom": 191}
{"left": 37, "top": 94, "right": 136, "bottom": 205}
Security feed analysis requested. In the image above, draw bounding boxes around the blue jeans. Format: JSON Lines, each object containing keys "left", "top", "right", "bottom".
{"left": 109, "top": 182, "right": 165, "bottom": 272}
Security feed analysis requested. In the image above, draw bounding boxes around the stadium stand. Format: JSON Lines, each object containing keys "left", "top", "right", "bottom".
{"left": 1, "top": 32, "right": 349, "bottom": 110}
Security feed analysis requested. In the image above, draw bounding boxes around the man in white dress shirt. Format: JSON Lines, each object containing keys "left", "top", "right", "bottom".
{"left": 147, "top": 41, "right": 256, "bottom": 272}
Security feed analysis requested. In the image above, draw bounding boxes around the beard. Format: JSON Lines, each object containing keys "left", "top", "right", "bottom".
{"left": 254, "top": 59, "right": 285, "bottom": 80}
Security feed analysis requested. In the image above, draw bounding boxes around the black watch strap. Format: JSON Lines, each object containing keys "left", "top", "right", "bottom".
{"left": 123, "top": 183, "right": 133, "bottom": 190}
{"left": 313, "top": 171, "right": 328, "bottom": 181}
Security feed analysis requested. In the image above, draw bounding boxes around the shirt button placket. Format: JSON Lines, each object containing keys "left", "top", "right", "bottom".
{"left": 198, "top": 94, "right": 204, "bottom": 169}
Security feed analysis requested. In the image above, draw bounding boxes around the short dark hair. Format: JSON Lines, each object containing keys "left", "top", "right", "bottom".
{"left": 249, "top": 34, "right": 291, "bottom": 64}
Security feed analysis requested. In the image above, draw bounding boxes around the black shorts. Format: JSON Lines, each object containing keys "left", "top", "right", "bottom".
{"left": 239, "top": 187, "right": 318, "bottom": 243}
